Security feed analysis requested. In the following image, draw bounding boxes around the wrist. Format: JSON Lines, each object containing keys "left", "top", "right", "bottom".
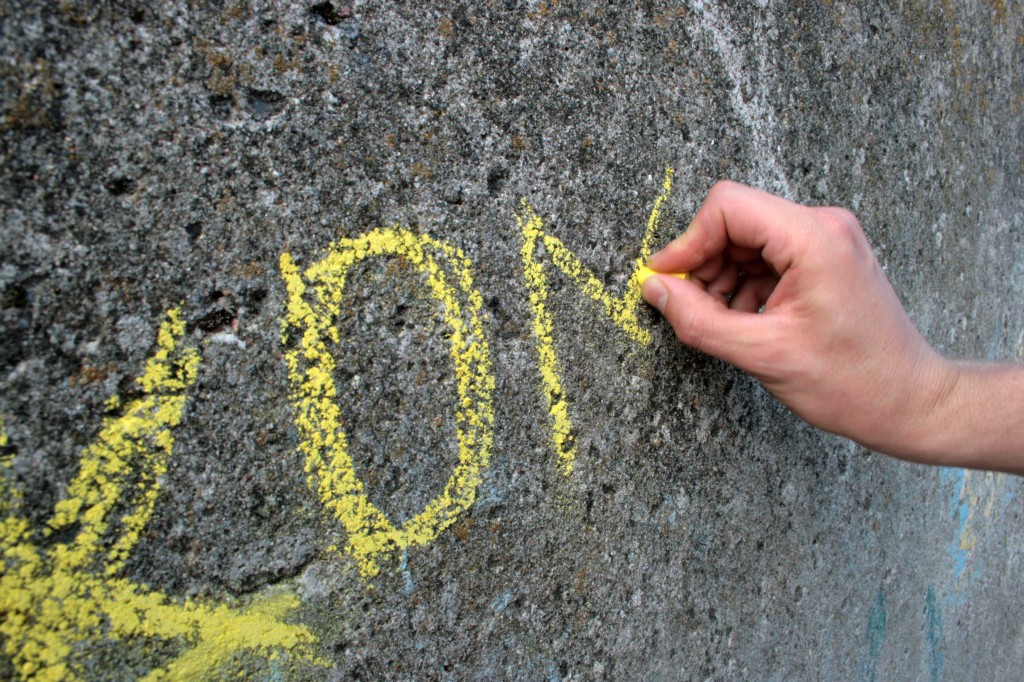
{"left": 903, "top": 354, "right": 964, "bottom": 465}
{"left": 918, "top": 361, "right": 1024, "bottom": 474}
{"left": 874, "top": 349, "right": 963, "bottom": 466}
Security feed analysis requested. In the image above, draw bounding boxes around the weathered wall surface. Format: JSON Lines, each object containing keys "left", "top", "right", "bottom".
{"left": 2, "top": 1, "right": 1023, "bottom": 679}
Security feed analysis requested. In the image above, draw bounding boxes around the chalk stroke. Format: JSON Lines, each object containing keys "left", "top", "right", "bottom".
{"left": 692, "top": 0, "right": 792, "bottom": 196}
{"left": 280, "top": 229, "right": 495, "bottom": 578}
{"left": 859, "top": 588, "right": 887, "bottom": 682}
{"left": 0, "top": 309, "right": 322, "bottom": 681}
{"left": 46, "top": 309, "right": 203, "bottom": 576}
{"left": 938, "top": 466, "right": 1008, "bottom": 610}
{"left": 0, "top": 415, "right": 18, "bottom": 521}
{"left": 925, "top": 585, "right": 945, "bottom": 682}
{"left": 518, "top": 168, "right": 674, "bottom": 475}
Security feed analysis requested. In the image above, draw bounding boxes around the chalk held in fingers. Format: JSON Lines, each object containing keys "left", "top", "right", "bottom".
{"left": 636, "top": 265, "right": 689, "bottom": 285}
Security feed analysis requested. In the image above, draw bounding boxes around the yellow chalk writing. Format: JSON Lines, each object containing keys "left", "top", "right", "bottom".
{"left": 0, "top": 309, "right": 322, "bottom": 681}
{"left": 47, "top": 308, "right": 202, "bottom": 575}
{"left": 1, "top": 167, "right": 683, "bottom": 677}
{"left": 0, "top": 415, "right": 19, "bottom": 521}
{"left": 280, "top": 228, "right": 495, "bottom": 578}
{"left": 518, "top": 167, "right": 674, "bottom": 474}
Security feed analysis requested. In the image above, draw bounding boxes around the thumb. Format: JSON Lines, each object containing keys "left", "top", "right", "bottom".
{"left": 642, "top": 275, "right": 765, "bottom": 370}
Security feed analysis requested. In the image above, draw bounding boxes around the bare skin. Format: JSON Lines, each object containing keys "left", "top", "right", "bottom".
{"left": 641, "top": 181, "right": 1024, "bottom": 475}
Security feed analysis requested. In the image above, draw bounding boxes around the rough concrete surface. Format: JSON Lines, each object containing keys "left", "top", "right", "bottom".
{"left": 2, "top": 0, "right": 1023, "bottom": 680}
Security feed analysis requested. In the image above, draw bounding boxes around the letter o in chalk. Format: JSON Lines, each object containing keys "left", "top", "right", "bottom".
{"left": 280, "top": 228, "right": 495, "bottom": 578}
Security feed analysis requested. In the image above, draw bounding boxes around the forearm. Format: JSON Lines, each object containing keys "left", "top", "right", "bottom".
{"left": 907, "top": 360, "right": 1024, "bottom": 474}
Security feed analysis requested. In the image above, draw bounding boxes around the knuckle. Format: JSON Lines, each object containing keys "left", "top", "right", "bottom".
{"left": 675, "top": 312, "right": 705, "bottom": 354}
{"left": 815, "top": 206, "right": 861, "bottom": 238}
{"left": 812, "top": 206, "right": 874, "bottom": 261}
{"left": 707, "top": 180, "right": 739, "bottom": 203}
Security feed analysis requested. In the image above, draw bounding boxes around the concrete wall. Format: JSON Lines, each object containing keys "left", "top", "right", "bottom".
{"left": 2, "top": 1, "right": 1023, "bottom": 679}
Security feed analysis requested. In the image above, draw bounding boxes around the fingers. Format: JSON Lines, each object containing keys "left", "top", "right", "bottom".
{"left": 647, "top": 180, "right": 811, "bottom": 276}
{"left": 689, "top": 253, "right": 725, "bottom": 282}
{"left": 642, "top": 275, "right": 768, "bottom": 370}
{"left": 729, "top": 274, "right": 779, "bottom": 313}
{"left": 705, "top": 262, "right": 739, "bottom": 305}
{"left": 673, "top": 262, "right": 777, "bottom": 311}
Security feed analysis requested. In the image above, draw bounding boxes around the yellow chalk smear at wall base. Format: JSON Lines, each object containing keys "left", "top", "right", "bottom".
{"left": 636, "top": 266, "right": 689, "bottom": 285}
{"left": 0, "top": 308, "right": 322, "bottom": 681}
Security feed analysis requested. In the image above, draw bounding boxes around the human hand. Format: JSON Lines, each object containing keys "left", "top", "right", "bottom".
{"left": 641, "top": 181, "right": 959, "bottom": 463}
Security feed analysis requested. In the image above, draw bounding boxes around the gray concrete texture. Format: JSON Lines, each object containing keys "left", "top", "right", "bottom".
{"left": 2, "top": 0, "right": 1023, "bottom": 679}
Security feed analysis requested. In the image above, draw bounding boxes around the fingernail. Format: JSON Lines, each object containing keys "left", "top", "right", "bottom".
{"left": 652, "top": 225, "right": 694, "bottom": 261}
{"left": 642, "top": 277, "right": 669, "bottom": 313}
{"left": 675, "top": 223, "right": 696, "bottom": 244}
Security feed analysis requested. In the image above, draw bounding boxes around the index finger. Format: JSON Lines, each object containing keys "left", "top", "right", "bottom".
{"left": 647, "top": 180, "right": 811, "bottom": 276}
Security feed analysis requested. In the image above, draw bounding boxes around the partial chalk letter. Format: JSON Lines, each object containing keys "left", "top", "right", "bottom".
{"left": 518, "top": 168, "right": 673, "bottom": 475}
{"left": 281, "top": 229, "right": 496, "bottom": 578}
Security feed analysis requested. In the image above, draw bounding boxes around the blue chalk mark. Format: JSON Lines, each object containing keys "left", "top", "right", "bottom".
{"left": 1003, "top": 489, "right": 1016, "bottom": 513}
{"left": 268, "top": 659, "right": 284, "bottom": 682}
{"left": 399, "top": 548, "right": 414, "bottom": 595}
{"left": 950, "top": 501, "right": 969, "bottom": 581}
{"left": 939, "top": 467, "right": 965, "bottom": 520}
{"left": 860, "top": 588, "right": 887, "bottom": 682}
{"left": 938, "top": 467, "right": 970, "bottom": 592}
{"left": 925, "top": 586, "right": 945, "bottom": 682}
{"left": 943, "top": 582, "right": 966, "bottom": 611}
{"left": 491, "top": 591, "right": 513, "bottom": 614}
{"left": 922, "top": 240, "right": 1021, "bottom": 676}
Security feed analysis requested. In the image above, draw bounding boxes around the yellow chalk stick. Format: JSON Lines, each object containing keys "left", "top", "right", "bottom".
{"left": 637, "top": 265, "right": 689, "bottom": 285}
